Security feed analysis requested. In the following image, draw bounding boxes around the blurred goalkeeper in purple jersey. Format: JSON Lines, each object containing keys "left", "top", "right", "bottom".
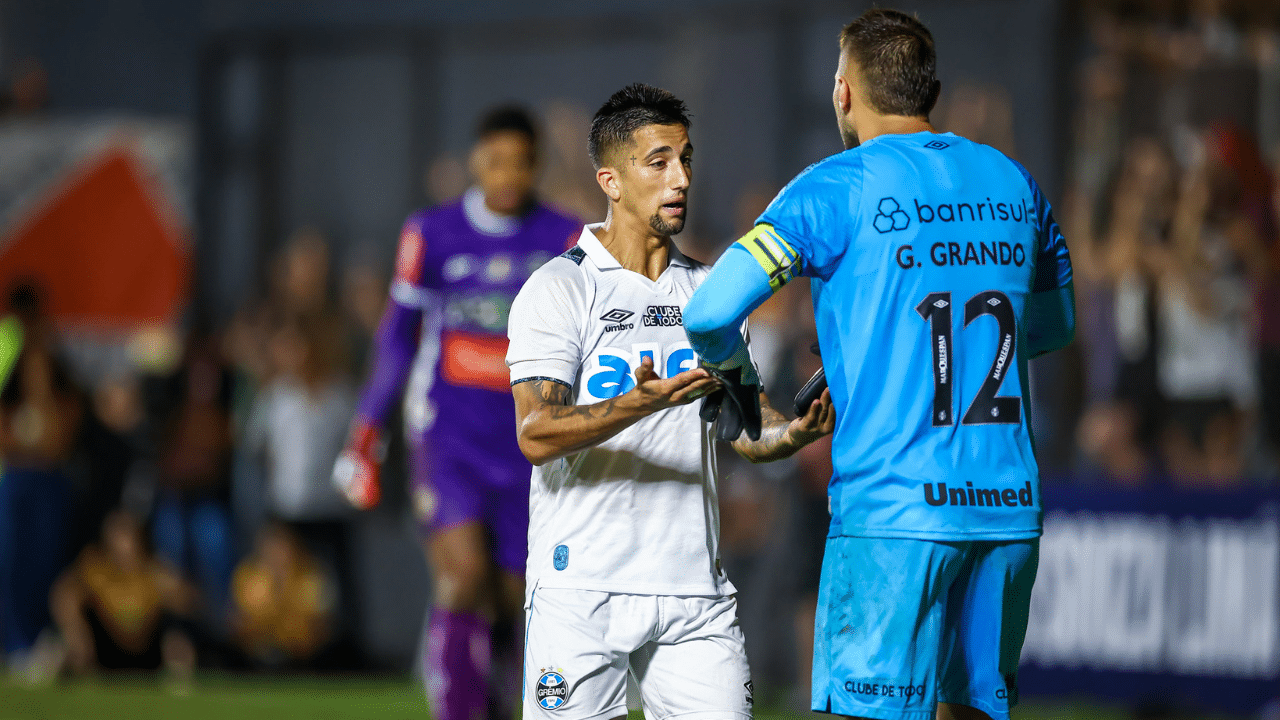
{"left": 333, "top": 106, "right": 579, "bottom": 720}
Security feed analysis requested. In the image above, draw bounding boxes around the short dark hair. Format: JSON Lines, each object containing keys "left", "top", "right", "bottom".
{"left": 476, "top": 105, "right": 537, "bottom": 144}
{"left": 588, "top": 83, "right": 691, "bottom": 168}
{"left": 839, "top": 9, "right": 939, "bottom": 117}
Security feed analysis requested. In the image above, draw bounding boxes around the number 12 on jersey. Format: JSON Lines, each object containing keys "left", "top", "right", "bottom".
{"left": 915, "top": 290, "right": 1021, "bottom": 427}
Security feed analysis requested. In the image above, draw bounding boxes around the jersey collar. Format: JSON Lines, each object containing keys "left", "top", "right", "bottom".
{"left": 462, "top": 186, "right": 521, "bottom": 237}
{"left": 578, "top": 223, "right": 693, "bottom": 271}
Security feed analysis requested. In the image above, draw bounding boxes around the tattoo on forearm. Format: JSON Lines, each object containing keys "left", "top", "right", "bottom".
{"left": 530, "top": 378, "right": 617, "bottom": 420}
{"left": 734, "top": 401, "right": 795, "bottom": 460}
{"left": 761, "top": 403, "right": 787, "bottom": 429}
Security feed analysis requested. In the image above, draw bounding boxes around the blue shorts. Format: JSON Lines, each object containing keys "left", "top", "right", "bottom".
{"left": 813, "top": 536, "right": 1038, "bottom": 720}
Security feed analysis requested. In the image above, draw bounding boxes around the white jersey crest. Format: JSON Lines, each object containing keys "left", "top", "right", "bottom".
{"left": 507, "top": 225, "right": 741, "bottom": 597}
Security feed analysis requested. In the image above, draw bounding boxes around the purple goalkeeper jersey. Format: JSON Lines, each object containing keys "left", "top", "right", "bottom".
{"left": 357, "top": 189, "right": 580, "bottom": 465}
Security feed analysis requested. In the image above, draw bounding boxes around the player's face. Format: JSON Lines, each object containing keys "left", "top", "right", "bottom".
{"left": 471, "top": 130, "right": 537, "bottom": 216}
{"left": 614, "top": 123, "right": 693, "bottom": 236}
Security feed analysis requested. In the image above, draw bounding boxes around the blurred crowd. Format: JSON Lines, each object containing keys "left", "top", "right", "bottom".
{"left": 0, "top": 229, "right": 380, "bottom": 683}
{"left": 1062, "top": 0, "right": 1280, "bottom": 486}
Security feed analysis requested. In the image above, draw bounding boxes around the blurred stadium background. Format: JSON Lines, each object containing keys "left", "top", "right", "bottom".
{"left": 0, "top": 0, "right": 1278, "bottom": 718}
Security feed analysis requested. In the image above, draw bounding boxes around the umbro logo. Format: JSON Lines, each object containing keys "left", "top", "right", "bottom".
{"left": 601, "top": 308, "right": 634, "bottom": 333}
{"left": 924, "top": 139, "right": 950, "bottom": 150}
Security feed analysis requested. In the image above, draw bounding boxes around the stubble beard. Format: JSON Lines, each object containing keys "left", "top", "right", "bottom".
{"left": 649, "top": 213, "right": 684, "bottom": 236}
{"left": 839, "top": 117, "right": 859, "bottom": 150}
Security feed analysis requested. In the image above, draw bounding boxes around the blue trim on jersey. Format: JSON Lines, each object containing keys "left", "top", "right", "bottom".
{"left": 522, "top": 585, "right": 537, "bottom": 701}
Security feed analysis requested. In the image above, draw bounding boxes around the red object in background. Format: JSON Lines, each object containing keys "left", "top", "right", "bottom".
{"left": 0, "top": 150, "right": 189, "bottom": 327}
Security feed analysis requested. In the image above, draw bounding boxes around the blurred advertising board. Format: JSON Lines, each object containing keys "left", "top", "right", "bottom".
{"left": 1020, "top": 485, "right": 1280, "bottom": 714}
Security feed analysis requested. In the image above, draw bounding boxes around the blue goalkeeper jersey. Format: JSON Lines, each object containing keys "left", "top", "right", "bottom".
{"left": 756, "top": 131, "right": 1072, "bottom": 541}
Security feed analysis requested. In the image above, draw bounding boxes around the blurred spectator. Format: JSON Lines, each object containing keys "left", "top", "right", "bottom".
{"left": 339, "top": 257, "right": 387, "bottom": 375}
{"left": 1076, "top": 400, "right": 1161, "bottom": 484}
{"left": 537, "top": 100, "right": 605, "bottom": 222}
{"left": 226, "top": 228, "right": 353, "bottom": 553}
{"left": 50, "top": 510, "right": 196, "bottom": 677}
{"left": 1155, "top": 125, "right": 1270, "bottom": 483}
{"left": 230, "top": 521, "right": 334, "bottom": 668}
{"left": 933, "top": 81, "right": 1018, "bottom": 157}
{"left": 1065, "top": 138, "right": 1177, "bottom": 479}
{"left": 424, "top": 154, "right": 468, "bottom": 205}
{"left": 0, "top": 282, "right": 81, "bottom": 666}
{"left": 149, "top": 328, "right": 237, "bottom": 632}
{"left": 246, "top": 314, "right": 355, "bottom": 523}
{"left": 226, "top": 227, "right": 351, "bottom": 388}
{"left": 67, "top": 373, "right": 151, "bottom": 558}
{"left": 277, "top": 227, "right": 334, "bottom": 318}
{"left": 243, "top": 312, "right": 359, "bottom": 659}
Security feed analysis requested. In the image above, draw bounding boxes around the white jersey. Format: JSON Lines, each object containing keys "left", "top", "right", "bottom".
{"left": 507, "top": 225, "right": 738, "bottom": 597}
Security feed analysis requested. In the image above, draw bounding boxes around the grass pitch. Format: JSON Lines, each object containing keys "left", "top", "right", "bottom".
{"left": 0, "top": 675, "right": 1151, "bottom": 720}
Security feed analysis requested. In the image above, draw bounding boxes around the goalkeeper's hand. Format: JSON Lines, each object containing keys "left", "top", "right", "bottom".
{"left": 332, "top": 420, "right": 385, "bottom": 510}
{"left": 698, "top": 340, "right": 762, "bottom": 442}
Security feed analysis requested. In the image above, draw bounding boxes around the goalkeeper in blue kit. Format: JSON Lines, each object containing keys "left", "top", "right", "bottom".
{"left": 685, "top": 9, "right": 1075, "bottom": 720}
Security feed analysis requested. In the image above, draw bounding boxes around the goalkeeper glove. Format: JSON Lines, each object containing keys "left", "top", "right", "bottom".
{"left": 332, "top": 420, "right": 385, "bottom": 510}
{"left": 698, "top": 340, "right": 762, "bottom": 442}
{"left": 793, "top": 342, "right": 828, "bottom": 416}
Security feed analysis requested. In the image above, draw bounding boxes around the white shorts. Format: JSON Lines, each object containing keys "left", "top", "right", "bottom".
{"left": 523, "top": 586, "right": 753, "bottom": 720}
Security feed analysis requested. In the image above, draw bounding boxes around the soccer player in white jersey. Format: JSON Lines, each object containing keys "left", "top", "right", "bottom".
{"left": 506, "top": 83, "right": 836, "bottom": 720}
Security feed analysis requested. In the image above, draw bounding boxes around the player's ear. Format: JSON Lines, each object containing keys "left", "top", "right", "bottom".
{"left": 595, "top": 165, "right": 623, "bottom": 202}
{"left": 832, "top": 75, "right": 852, "bottom": 116}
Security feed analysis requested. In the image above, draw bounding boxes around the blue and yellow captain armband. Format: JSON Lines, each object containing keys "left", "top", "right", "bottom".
{"left": 736, "top": 224, "right": 802, "bottom": 291}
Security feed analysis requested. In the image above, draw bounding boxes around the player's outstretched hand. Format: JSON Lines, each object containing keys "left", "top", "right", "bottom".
{"left": 786, "top": 387, "right": 835, "bottom": 446}
{"left": 629, "top": 356, "right": 721, "bottom": 412}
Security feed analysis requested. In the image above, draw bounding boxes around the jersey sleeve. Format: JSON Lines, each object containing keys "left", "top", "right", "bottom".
{"left": 684, "top": 246, "right": 773, "bottom": 364}
{"left": 1006, "top": 157, "right": 1077, "bottom": 356}
{"left": 354, "top": 213, "right": 435, "bottom": 427}
{"left": 1006, "top": 158, "right": 1073, "bottom": 292}
{"left": 389, "top": 214, "right": 435, "bottom": 307}
{"left": 507, "top": 261, "right": 587, "bottom": 388}
{"left": 753, "top": 157, "right": 863, "bottom": 282}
